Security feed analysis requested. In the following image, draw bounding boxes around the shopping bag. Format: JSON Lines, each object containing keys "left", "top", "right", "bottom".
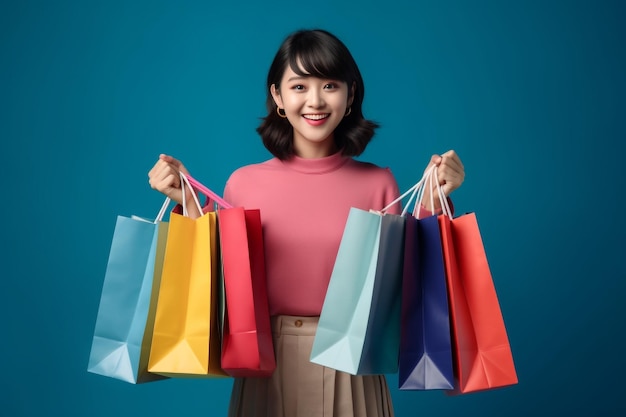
{"left": 438, "top": 181, "right": 518, "bottom": 393}
{"left": 88, "top": 198, "right": 171, "bottom": 384}
{"left": 310, "top": 207, "right": 405, "bottom": 375}
{"left": 187, "top": 175, "right": 276, "bottom": 378}
{"left": 398, "top": 167, "right": 454, "bottom": 390}
{"left": 147, "top": 174, "right": 226, "bottom": 377}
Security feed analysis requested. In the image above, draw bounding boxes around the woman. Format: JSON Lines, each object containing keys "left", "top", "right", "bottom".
{"left": 149, "top": 28, "right": 465, "bottom": 417}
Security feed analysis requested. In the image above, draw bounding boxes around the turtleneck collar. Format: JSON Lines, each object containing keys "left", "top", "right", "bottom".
{"left": 281, "top": 151, "right": 350, "bottom": 174}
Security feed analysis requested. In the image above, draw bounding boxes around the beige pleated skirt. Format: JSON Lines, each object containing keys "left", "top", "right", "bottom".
{"left": 227, "top": 315, "right": 394, "bottom": 417}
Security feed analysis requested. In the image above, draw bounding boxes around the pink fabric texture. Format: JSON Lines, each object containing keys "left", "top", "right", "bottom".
{"left": 223, "top": 152, "right": 401, "bottom": 316}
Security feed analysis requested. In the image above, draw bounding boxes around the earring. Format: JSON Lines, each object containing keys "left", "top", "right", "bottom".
{"left": 344, "top": 107, "right": 352, "bottom": 117}
{"left": 276, "top": 107, "right": 287, "bottom": 118}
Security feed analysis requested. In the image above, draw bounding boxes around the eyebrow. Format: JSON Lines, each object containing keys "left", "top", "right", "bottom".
{"left": 287, "top": 75, "right": 310, "bottom": 82}
{"left": 287, "top": 75, "right": 343, "bottom": 83}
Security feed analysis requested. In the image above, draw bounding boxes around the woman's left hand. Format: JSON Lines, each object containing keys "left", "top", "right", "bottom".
{"left": 421, "top": 150, "right": 465, "bottom": 211}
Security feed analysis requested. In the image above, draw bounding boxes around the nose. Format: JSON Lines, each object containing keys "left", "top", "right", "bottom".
{"left": 307, "top": 88, "right": 325, "bottom": 108}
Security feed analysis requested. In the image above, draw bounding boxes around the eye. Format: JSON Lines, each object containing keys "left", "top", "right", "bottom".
{"left": 292, "top": 84, "right": 305, "bottom": 91}
{"left": 324, "top": 83, "right": 338, "bottom": 90}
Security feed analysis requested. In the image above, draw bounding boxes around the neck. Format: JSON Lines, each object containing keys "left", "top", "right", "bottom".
{"left": 293, "top": 136, "right": 338, "bottom": 159}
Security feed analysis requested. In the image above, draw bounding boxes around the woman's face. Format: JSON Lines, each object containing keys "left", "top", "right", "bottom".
{"left": 271, "top": 63, "right": 353, "bottom": 158}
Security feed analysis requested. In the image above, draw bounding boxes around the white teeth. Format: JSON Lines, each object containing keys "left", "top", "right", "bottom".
{"left": 303, "top": 114, "right": 329, "bottom": 120}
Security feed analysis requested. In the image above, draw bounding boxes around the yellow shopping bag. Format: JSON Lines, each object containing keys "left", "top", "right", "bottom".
{"left": 147, "top": 174, "right": 226, "bottom": 377}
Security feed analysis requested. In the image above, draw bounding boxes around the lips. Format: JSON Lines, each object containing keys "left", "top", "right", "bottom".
{"left": 303, "top": 113, "right": 330, "bottom": 120}
{"left": 302, "top": 113, "right": 330, "bottom": 126}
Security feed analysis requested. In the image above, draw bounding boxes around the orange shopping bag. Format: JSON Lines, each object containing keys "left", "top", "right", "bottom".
{"left": 437, "top": 182, "right": 518, "bottom": 393}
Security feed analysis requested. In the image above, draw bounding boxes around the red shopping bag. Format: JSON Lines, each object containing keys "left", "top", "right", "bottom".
{"left": 186, "top": 175, "right": 275, "bottom": 378}
{"left": 439, "top": 212, "right": 518, "bottom": 393}
{"left": 218, "top": 207, "right": 276, "bottom": 377}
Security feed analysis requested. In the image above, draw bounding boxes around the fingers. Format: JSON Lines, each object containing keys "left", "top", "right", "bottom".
{"left": 160, "top": 153, "right": 189, "bottom": 175}
{"left": 429, "top": 150, "right": 465, "bottom": 196}
{"left": 440, "top": 151, "right": 465, "bottom": 195}
{"left": 430, "top": 154, "right": 443, "bottom": 166}
{"left": 148, "top": 155, "right": 188, "bottom": 203}
{"left": 440, "top": 154, "right": 462, "bottom": 179}
{"left": 440, "top": 150, "right": 464, "bottom": 173}
{"left": 427, "top": 151, "right": 461, "bottom": 168}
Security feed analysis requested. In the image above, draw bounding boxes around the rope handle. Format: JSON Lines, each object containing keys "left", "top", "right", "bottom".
{"left": 380, "top": 164, "right": 451, "bottom": 219}
{"left": 185, "top": 174, "right": 232, "bottom": 209}
{"left": 380, "top": 165, "right": 436, "bottom": 216}
{"left": 414, "top": 165, "right": 452, "bottom": 218}
{"left": 154, "top": 197, "right": 172, "bottom": 223}
{"left": 179, "top": 172, "right": 204, "bottom": 216}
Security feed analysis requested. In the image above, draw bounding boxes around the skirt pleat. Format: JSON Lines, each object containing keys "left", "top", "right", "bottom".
{"left": 228, "top": 315, "right": 394, "bottom": 417}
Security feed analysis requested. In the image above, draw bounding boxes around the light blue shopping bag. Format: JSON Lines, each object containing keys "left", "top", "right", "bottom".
{"left": 310, "top": 207, "right": 405, "bottom": 375}
{"left": 87, "top": 198, "right": 170, "bottom": 384}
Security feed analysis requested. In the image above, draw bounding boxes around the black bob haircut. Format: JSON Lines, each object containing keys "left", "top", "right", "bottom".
{"left": 257, "top": 29, "right": 379, "bottom": 160}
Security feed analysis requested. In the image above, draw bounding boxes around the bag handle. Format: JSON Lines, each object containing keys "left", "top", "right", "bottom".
{"left": 380, "top": 164, "right": 452, "bottom": 219}
{"left": 154, "top": 197, "right": 172, "bottom": 223}
{"left": 380, "top": 165, "right": 436, "bottom": 216}
{"left": 414, "top": 165, "right": 452, "bottom": 218}
{"left": 132, "top": 197, "right": 171, "bottom": 224}
{"left": 185, "top": 174, "right": 233, "bottom": 209}
{"left": 179, "top": 172, "right": 204, "bottom": 216}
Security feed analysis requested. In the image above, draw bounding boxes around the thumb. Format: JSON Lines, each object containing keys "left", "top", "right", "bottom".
{"left": 159, "top": 154, "right": 180, "bottom": 165}
{"left": 159, "top": 154, "right": 189, "bottom": 174}
{"left": 423, "top": 154, "right": 442, "bottom": 174}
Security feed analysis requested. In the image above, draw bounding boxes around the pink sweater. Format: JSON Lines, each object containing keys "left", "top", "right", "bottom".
{"left": 223, "top": 152, "right": 401, "bottom": 316}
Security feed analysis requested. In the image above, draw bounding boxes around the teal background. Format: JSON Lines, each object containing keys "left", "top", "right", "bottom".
{"left": 2, "top": 0, "right": 624, "bottom": 415}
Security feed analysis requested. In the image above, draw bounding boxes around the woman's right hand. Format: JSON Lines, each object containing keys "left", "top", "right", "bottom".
{"left": 148, "top": 154, "right": 191, "bottom": 206}
{"left": 148, "top": 154, "right": 203, "bottom": 218}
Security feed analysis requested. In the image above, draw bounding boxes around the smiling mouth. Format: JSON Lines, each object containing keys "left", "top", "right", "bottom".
{"left": 303, "top": 114, "right": 330, "bottom": 120}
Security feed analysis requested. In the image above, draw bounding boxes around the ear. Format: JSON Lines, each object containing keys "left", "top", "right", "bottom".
{"left": 270, "top": 84, "right": 284, "bottom": 108}
{"left": 348, "top": 82, "right": 356, "bottom": 107}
